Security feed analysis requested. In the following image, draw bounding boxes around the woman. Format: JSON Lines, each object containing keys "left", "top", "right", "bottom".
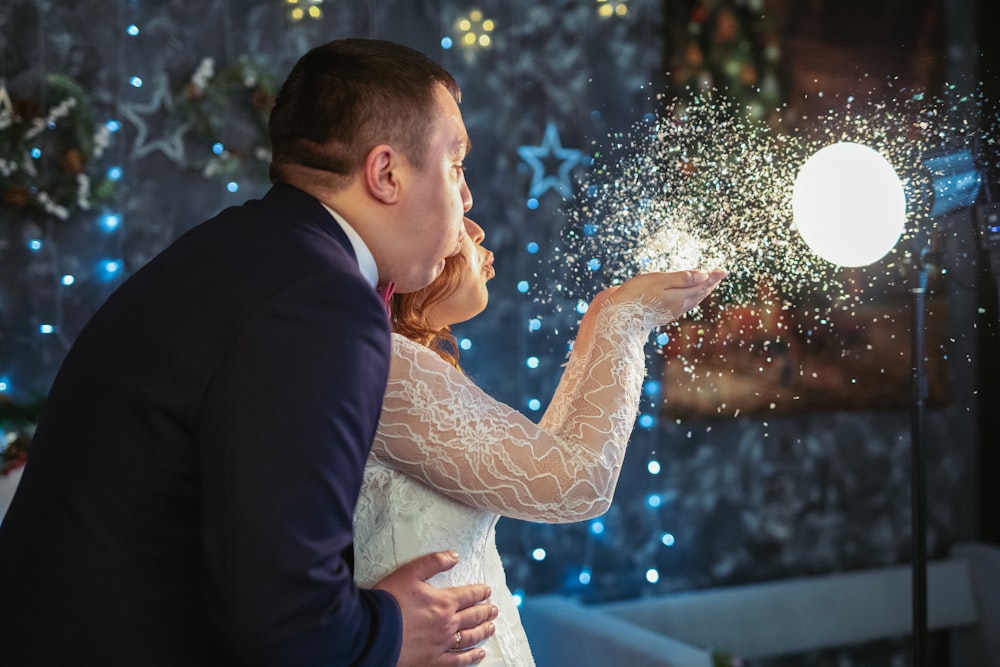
{"left": 354, "top": 217, "right": 725, "bottom": 666}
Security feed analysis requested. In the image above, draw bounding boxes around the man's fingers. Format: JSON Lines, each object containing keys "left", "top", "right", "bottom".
{"left": 454, "top": 629, "right": 489, "bottom": 652}
{"left": 398, "top": 550, "right": 461, "bottom": 581}
{"left": 449, "top": 582, "right": 493, "bottom": 608}
{"left": 435, "top": 647, "right": 487, "bottom": 666}
{"left": 451, "top": 604, "right": 497, "bottom": 651}
{"left": 454, "top": 598, "right": 498, "bottom": 630}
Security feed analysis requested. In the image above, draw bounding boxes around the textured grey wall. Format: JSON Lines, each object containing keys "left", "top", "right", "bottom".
{"left": 0, "top": 4, "right": 986, "bottom": 665}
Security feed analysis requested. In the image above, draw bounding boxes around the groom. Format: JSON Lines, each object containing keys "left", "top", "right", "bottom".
{"left": 0, "top": 40, "right": 495, "bottom": 666}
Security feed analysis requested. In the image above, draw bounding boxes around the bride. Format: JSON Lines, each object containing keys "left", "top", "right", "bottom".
{"left": 355, "top": 217, "right": 725, "bottom": 666}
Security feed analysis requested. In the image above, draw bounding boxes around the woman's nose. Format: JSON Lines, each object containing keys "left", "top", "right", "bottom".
{"left": 463, "top": 217, "right": 485, "bottom": 243}
{"left": 461, "top": 181, "right": 473, "bottom": 213}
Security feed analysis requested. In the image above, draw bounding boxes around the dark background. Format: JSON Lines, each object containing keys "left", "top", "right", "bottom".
{"left": 1, "top": 1, "right": 997, "bottom": 664}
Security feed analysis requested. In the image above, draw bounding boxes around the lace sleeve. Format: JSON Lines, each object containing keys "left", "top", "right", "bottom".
{"left": 371, "top": 300, "right": 667, "bottom": 523}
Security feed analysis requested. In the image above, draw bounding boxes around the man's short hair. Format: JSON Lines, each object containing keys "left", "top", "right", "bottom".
{"left": 268, "top": 39, "right": 461, "bottom": 188}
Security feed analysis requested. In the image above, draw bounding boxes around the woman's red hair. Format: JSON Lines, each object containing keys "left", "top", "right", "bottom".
{"left": 390, "top": 251, "right": 466, "bottom": 368}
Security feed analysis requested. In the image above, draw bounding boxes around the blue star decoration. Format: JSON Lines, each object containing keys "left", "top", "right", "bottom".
{"left": 518, "top": 121, "right": 585, "bottom": 199}
{"left": 119, "top": 73, "right": 192, "bottom": 164}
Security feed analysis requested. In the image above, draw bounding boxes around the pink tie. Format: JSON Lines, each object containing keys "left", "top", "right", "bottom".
{"left": 377, "top": 282, "right": 395, "bottom": 314}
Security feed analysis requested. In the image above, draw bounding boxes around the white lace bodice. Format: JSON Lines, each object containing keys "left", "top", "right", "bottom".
{"left": 353, "top": 299, "right": 670, "bottom": 666}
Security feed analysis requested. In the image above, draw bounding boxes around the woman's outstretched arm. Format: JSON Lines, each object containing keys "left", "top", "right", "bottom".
{"left": 371, "top": 269, "right": 725, "bottom": 523}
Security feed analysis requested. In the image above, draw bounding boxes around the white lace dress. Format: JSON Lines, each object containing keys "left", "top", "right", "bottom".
{"left": 354, "top": 299, "right": 668, "bottom": 666}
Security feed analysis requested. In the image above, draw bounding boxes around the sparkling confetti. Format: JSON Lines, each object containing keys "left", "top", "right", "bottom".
{"left": 548, "top": 82, "right": 997, "bottom": 413}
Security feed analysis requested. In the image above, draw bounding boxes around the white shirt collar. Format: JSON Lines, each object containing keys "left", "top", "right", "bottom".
{"left": 321, "top": 203, "right": 379, "bottom": 289}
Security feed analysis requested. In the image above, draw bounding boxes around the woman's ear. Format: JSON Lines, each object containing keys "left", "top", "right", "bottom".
{"left": 365, "top": 144, "right": 400, "bottom": 204}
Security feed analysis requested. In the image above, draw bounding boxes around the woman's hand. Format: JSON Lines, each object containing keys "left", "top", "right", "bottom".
{"left": 606, "top": 269, "right": 726, "bottom": 326}
{"left": 573, "top": 269, "right": 725, "bottom": 354}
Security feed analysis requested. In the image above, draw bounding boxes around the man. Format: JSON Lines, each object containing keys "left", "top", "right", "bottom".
{"left": 0, "top": 39, "right": 495, "bottom": 666}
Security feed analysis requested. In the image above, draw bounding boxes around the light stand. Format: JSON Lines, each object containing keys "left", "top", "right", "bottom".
{"left": 793, "top": 142, "right": 982, "bottom": 667}
{"left": 907, "top": 147, "right": 982, "bottom": 667}
{"left": 975, "top": 203, "right": 1000, "bottom": 316}
{"left": 909, "top": 247, "right": 930, "bottom": 667}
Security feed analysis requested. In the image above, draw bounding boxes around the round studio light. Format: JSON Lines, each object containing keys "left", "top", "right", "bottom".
{"left": 792, "top": 141, "right": 906, "bottom": 267}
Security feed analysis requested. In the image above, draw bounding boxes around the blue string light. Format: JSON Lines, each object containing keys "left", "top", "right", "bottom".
{"left": 99, "top": 259, "right": 124, "bottom": 281}
{"left": 99, "top": 214, "right": 120, "bottom": 232}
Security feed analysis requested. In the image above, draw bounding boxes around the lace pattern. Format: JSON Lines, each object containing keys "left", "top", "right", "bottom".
{"left": 353, "top": 298, "right": 668, "bottom": 666}
{"left": 370, "top": 299, "right": 660, "bottom": 523}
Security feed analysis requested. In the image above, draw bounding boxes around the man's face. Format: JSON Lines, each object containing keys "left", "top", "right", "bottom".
{"left": 390, "top": 84, "right": 473, "bottom": 293}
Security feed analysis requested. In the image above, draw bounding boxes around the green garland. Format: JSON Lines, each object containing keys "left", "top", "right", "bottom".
{"left": 666, "top": 0, "right": 784, "bottom": 123}
{"left": 172, "top": 55, "right": 276, "bottom": 180}
{"left": 0, "top": 74, "right": 115, "bottom": 220}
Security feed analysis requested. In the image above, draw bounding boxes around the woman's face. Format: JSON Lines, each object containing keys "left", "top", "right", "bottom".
{"left": 424, "top": 217, "right": 494, "bottom": 328}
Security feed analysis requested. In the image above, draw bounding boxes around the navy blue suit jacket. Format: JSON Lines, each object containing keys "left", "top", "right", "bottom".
{"left": 0, "top": 184, "right": 401, "bottom": 665}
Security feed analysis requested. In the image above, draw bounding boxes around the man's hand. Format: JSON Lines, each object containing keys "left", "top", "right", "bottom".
{"left": 375, "top": 551, "right": 497, "bottom": 667}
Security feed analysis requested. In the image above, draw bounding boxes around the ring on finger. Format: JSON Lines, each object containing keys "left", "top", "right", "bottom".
{"left": 452, "top": 631, "right": 462, "bottom": 651}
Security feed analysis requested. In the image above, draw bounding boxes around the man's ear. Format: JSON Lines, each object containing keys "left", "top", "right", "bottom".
{"left": 365, "top": 144, "right": 400, "bottom": 204}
